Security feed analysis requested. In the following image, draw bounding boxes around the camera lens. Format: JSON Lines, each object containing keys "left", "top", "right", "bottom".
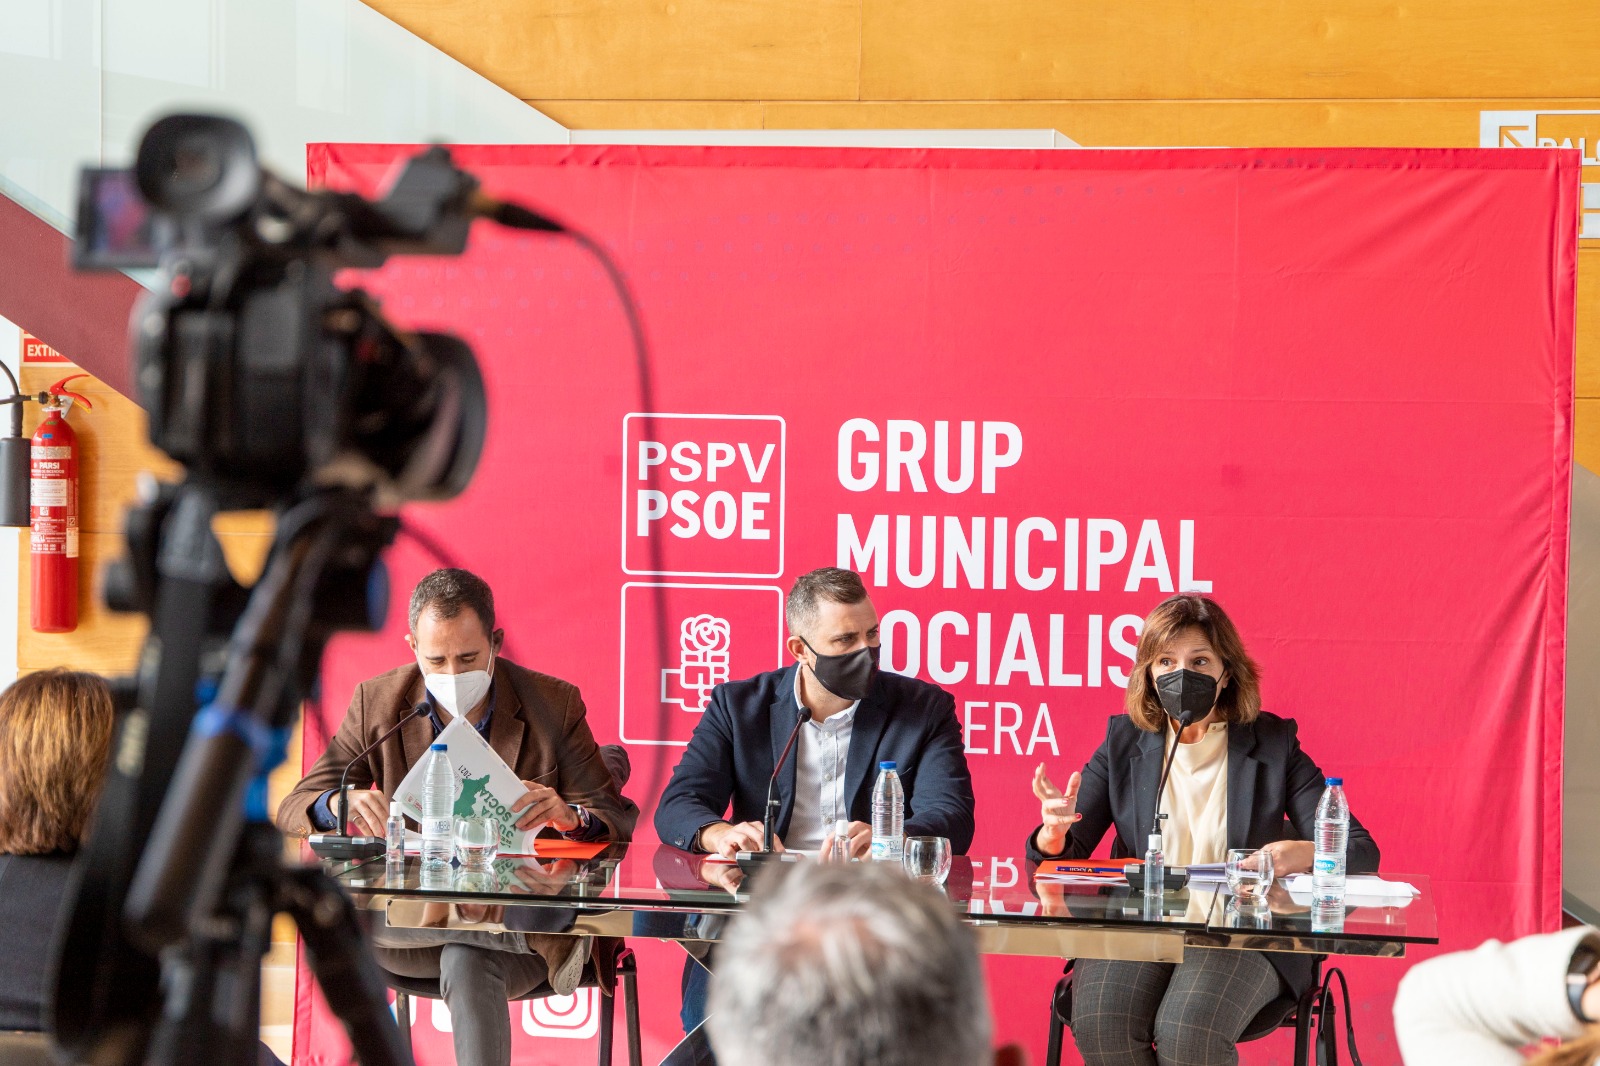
{"left": 135, "top": 114, "right": 260, "bottom": 222}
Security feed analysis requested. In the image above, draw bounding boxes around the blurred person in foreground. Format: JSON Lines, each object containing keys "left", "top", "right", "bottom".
{"left": 707, "top": 860, "right": 1020, "bottom": 1066}
{"left": 1394, "top": 926, "right": 1600, "bottom": 1065}
{"left": 0, "top": 669, "right": 115, "bottom": 1031}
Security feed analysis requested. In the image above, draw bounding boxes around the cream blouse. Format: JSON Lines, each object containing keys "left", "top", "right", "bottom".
{"left": 1157, "top": 721, "right": 1229, "bottom": 866}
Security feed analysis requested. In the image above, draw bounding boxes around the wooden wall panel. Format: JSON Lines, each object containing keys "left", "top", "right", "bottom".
{"left": 858, "top": 1, "right": 1600, "bottom": 103}
{"left": 758, "top": 99, "right": 1585, "bottom": 148}
{"left": 531, "top": 100, "right": 765, "bottom": 130}
{"left": 19, "top": 365, "right": 180, "bottom": 536}
{"left": 360, "top": 0, "right": 862, "bottom": 101}
{"left": 13, "top": 362, "right": 271, "bottom": 674}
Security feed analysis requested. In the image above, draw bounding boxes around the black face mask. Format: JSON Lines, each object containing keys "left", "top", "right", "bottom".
{"left": 1154, "top": 668, "right": 1219, "bottom": 726}
{"left": 802, "top": 639, "right": 881, "bottom": 702}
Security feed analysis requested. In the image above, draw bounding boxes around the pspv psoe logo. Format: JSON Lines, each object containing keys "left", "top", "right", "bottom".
{"left": 622, "top": 413, "right": 785, "bottom": 578}
{"left": 619, "top": 583, "right": 785, "bottom": 746}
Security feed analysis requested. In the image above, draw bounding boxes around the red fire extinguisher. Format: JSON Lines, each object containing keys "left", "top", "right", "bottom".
{"left": 30, "top": 374, "right": 93, "bottom": 633}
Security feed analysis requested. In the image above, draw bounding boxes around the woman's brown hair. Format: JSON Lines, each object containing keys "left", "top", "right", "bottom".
{"left": 0, "top": 668, "right": 114, "bottom": 854}
{"left": 1124, "top": 594, "right": 1262, "bottom": 732}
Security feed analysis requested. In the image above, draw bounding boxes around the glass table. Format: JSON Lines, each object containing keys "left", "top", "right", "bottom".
{"left": 330, "top": 844, "right": 1438, "bottom": 964}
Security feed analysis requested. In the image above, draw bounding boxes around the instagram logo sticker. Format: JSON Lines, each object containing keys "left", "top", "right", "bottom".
{"left": 522, "top": 988, "right": 600, "bottom": 1039}
{"left": 620, "top": 583, "right": 785, "bottom": 745}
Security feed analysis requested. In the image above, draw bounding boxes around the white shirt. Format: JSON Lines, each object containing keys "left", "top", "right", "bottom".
{"left": 784, "top": 670, "right": 858, "bottom": 851}
{"left": 1158, "top": 721, "right": 1230, "bottom": 866}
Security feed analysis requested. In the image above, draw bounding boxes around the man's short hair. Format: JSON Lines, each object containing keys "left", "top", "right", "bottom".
{"left": 785, "top": 567, "right": 869, "bottom": 636}
{"left": 408, "top": 568, "right": 496, "bottom": 635}
{"left": 707, "top": 862, "right": 992, "bottom": 1066}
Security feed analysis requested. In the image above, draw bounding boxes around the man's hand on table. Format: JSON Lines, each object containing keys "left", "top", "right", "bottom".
{"left": 700, "top": 820, "right": 779, "bottom": 858}
{"left": 341, "top": 788, "right": 390, "bottom": 837}
{"left": 820, "top": 821, "right": 873, "bottom": 860}
{"left": 511, "top": 781, "right": 580, "bottom": 833}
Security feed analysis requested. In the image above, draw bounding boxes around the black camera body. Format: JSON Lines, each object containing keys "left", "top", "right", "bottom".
{"left": 79, "top": 114, "right": 488, "bottom": 506}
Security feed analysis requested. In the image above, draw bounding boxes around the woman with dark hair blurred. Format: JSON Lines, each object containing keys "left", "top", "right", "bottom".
{"left": 0, "top": 669, "right": 114, "bottom": 1030}
{"left": 1027, "top": 593, "right": 1381, "bottom": 1066}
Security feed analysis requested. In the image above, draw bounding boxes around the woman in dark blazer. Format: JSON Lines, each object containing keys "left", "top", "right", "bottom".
{"left": 1027, "top": 593, "right": 1379, "bottom": 1066}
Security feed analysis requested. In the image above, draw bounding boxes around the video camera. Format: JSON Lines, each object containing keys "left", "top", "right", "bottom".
{"left": 53, "top": 114, "right": 591, "bottom": 1066}
{"left": 71, "top": 113, "right": 566, "bottom": 504}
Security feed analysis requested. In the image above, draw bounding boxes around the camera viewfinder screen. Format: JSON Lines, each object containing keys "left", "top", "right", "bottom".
{"left": 74, "top": 168, "right": 159, "bottom": 269}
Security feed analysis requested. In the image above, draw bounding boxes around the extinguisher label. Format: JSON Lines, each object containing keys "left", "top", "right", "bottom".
{"left": 66, "top": 528, "right": 78, "bottom": 558}
{"left": 31, "top": 446, "right": 69, "bottom": 460}
{"left": 31, "top": 479, "right": 68, "bottom": 508}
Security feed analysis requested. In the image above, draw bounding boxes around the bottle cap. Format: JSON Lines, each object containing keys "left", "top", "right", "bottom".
{"left": 430, "top": 742, "right": 447, "bottom": 751}
{"left": 879, "top": 761, "right": 897, "bottom": 770}
{"left": 833, "top": 819, "right": 850, "bottom": 836}
{"left": 1147, "top": 833, "right": 1163, "bottom": 851}
{"left": 390, "top": 801, "right": 401, "bottom": 816}
{"left": 1326, "top": 776, "right": 1342, "bottom": 786}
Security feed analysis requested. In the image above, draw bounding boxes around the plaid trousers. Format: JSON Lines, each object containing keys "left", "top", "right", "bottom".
{"left": 1071, "top": 948, "right": 1282, "bottom": 1066}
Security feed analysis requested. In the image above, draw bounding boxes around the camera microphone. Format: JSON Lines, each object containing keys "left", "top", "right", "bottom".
{"left": 468, "top": 192, "right": 565, "bottom": 234}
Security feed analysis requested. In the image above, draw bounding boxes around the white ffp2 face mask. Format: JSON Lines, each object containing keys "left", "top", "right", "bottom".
{"left": 424, "top": 666, "right": 492, "bottom": 718}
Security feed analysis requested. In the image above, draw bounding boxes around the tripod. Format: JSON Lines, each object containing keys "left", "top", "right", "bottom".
{"left": 50, "top": 481, "right": 414, "bottom": 1066}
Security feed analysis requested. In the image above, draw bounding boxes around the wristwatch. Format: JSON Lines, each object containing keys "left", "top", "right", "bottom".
{"left": 1566, "top": 938, "right": 1600, "bottom": 1023}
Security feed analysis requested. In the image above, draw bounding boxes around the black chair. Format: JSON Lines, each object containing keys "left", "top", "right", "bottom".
{"left": 389, "top": 946, "right": 641, "bottom": 1066}
{"left": 1044, "top": 956, "right": 1339, "bottom": 1066}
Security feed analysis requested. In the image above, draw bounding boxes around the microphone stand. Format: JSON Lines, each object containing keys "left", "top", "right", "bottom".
{"left": 1134, "top": 710, "right": 1202, "bottom": 893}
{"left": 737, "top": 706, "right": 810, "bottom": 874}
{"left": 336, "top": 702, "right": 432, "bottom": 838}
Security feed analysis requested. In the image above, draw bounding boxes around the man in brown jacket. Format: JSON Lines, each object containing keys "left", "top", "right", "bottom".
{"left": 277, "top": 567, "right": 634, "bottom": 1066}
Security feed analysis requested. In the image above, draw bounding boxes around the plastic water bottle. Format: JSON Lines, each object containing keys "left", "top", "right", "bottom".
{"left": 1312, "top": 777, "right": 1349, "bottom": 906}
{"left": 385, "top": 801, "right": 406, "bottom": 864}
{"left": 420, "top": 742, "right": 456, "bottom": 871}
{"left": 869, "top": 762, "right": 904, "bottom": 862}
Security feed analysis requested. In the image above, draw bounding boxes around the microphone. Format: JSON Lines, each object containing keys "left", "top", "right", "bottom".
{"left": 737, "top": 706, "right": 810, "bottom": 874}
{"left": 308, "top": 701, "right": 430, "bottom": 861}
{"left": 1151, "top": 705, "right": 1207, "bottom": 838}
{"left": 1128, "top": 705, "right": 1208, "bottom": 893}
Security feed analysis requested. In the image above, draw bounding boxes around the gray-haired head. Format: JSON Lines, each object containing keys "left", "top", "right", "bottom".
{"left": 408, "top": 567, "right": 496, "bottom": 635}
{"left": 785, "top": 567, "right": 870, "bottom": 638}
{"left": 706, "top": 861, "right": 992, "bottom": 1066}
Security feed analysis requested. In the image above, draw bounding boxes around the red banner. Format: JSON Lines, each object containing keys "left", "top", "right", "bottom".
{"left": 292, "top": 143, "right": 1576, "bottom": 1064}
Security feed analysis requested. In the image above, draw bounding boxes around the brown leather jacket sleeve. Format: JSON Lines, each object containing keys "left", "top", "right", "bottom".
{"left": 275, "top": 683, "right": 375, "bottom": 838}
{"left": 554, "top": 685, "right": 638, "bottom": 842}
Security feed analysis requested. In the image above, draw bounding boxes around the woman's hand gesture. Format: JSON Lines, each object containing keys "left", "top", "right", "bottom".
{"left": 1032, "top": 762, "right": 1082, "bottom": 857}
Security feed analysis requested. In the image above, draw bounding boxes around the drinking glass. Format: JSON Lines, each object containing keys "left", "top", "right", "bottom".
{"left": 1224, "top": 848, "right": 1274, "bottom": 906}
{"left": 454, "top": 814, "right": 500, "bottom": 872}
{"left": 902, "top": 836, "right": 953, "bottom": 885}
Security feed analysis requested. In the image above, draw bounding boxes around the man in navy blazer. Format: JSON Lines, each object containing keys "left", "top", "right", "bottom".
{"left": 656, "top": 567, "right": 975, "bottom": 859}
{"left": 653, "top": 567, "right": 975, "bottom": 1042}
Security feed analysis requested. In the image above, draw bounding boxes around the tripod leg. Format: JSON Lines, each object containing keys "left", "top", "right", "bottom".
{"left": 145, "top": 897, "right": 270, "bottom": 1066}
{"left": 279, "top": 864, "right": 414, "bottom": 1066}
